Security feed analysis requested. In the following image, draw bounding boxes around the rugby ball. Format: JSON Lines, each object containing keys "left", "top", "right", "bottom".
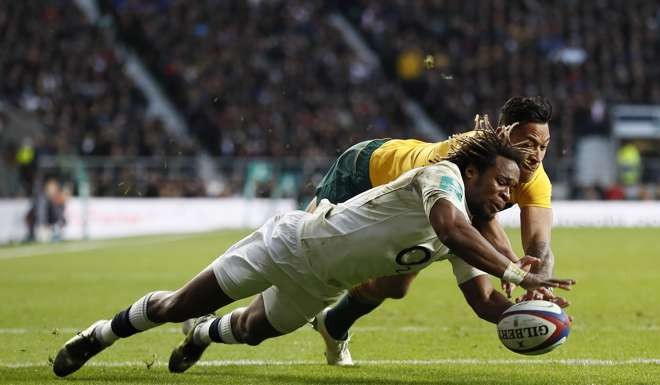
{"left": 497, "top": 300, "right": 570, "bottom": 355}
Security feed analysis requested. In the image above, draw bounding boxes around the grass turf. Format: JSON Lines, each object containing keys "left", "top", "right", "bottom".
{"left": 0, "top": 228, "right": 658, "bottom": 384}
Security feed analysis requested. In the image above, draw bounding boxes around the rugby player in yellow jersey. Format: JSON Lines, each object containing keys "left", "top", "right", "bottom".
{"left": 308, "top": 96, "right": 561, "bottom": 365}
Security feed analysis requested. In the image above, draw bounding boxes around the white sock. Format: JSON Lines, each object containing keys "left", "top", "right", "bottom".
{"left": 192, "top": 318, "right": 215, "bottom": 346}
{"left": 193, "top": 308, "right": 245, "bottom": 345}
{"left": 128, "top": 291, "right": 166, "bottom": 330}
{"left": 95, "top": 321, "right": 118, "bottom": 347}
{"left": 219, "top": 308, "right": 245, "bottom": 344}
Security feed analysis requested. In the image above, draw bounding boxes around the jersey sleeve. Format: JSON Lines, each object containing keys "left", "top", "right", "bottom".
{"left": 448, "top": 255, "right": 487, "bottom": 284}
{"left": 513, "top": 165, "right": 552, "bottom": 208}
{"left": 412, "top": 162, "right": 468, "bottom": 221}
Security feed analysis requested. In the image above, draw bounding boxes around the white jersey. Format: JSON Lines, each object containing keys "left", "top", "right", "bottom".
{"left": 266, "top": 161, "right": 486, "bottom": 296}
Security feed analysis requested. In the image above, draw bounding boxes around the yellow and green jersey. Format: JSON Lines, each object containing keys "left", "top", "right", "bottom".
{"left": 368, "top": 132, "right": 552, "bottom": 208}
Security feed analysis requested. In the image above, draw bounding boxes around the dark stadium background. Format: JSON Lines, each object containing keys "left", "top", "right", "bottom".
{"left": 0, "top": 0, "right": 659, "bottom": 243}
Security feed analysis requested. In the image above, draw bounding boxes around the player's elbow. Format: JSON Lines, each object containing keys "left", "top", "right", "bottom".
{"left": 462, "top": 280, "right": 501, "bottom": 324}
{"left": 471, "top": 301, "right": 497, "bottom": 324}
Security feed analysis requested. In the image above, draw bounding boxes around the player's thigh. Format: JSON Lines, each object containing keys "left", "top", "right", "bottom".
{"left": 210, "top": 231, "right": 275, "bottom": 301}
{"left": 261, "top": 285, "right": 337, "bottom": 334}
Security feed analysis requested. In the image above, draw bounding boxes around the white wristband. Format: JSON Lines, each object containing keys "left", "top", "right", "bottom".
{"left": 502, "top": 262, "right": 527, "bottom": 285}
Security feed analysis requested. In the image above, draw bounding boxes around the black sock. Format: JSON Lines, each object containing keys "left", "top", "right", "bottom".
{"left": 208, "top": 318, "right": 223, "bottom": 343}
{"left": 324, "top": 294, "right": 380, "bottom": 341}
{"left": 110, "top": 306, "right": 139, "bottom": 338}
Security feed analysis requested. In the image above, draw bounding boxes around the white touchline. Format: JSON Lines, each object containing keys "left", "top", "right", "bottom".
{"left": 2, "top": 359, "right": 660, "bottom": 368}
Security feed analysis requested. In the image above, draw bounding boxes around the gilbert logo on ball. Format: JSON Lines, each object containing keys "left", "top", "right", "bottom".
{"left": 497, "top": 300, "right": 571, "bottom": 355}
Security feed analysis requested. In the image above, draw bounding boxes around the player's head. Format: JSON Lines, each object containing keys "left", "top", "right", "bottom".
{"left": 498, "top": 96, "right": 552, "bottom": 183}
{"left": 447, "top": 130, "right": 523, "bottom": 220}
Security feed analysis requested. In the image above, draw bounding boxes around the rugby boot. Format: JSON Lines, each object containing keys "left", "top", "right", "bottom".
{"left": 312, "top": 307, "right": 354, "bottom": 366}
{"left": 168, "top": 314, "right": 215, "bottom": 373}
{"left": 53, "top": 320, "right": 108, "bottom": 377}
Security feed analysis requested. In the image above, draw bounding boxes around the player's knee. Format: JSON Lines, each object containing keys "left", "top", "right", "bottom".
{"left": 373, "top": 275, "right": 416, "bottom": 300}
{"left": 383, "top": 283, "right": 411, "bottom": 300}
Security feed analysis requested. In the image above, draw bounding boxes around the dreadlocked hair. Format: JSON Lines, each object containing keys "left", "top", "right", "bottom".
{"left": 443, "top": 125, "right": 528, "bottom": 176}
{"left": 497, "top": 96, "right": 552, "bottom": 126}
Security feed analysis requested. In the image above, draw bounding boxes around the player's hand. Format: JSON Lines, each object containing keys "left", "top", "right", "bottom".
{"left": 502, "top": 255, "right": 536, "bottom": 297}
{"left": 501, "top": 281, "right": 515, "bottom": 298}
{"left": 520, "top": 272, "right": 575, "bottom": 292}
{"left": 516, "top": 287, "right": 571, "bottom": 308}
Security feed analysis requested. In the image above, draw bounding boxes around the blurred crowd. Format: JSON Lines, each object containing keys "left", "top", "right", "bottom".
{"left": 338, "top": 0, "right": 660, "bottom": 164}
{"left": 0, "top": 0, "right": 658, "bottom": 202}
{"left": 104, "top": 0, "right": 413, "bottom": 158}
{"left": 0, "top": 1, "right": 198, "bottom": 197}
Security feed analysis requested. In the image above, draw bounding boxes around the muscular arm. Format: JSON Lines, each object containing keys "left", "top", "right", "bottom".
{"left": 459, "top": 275, "right": 512, "bottom": 323}
{"left": 520, "top": 207, "right": 555, "bottom": 277}
{"left": 430, "top": 199, "right": 513, "bottom": 278}
{"left": 472, "top": 217, "right": 518, "bottom": 262}
{"left": 430, "top": 199, "right": 573, "bottom": 291}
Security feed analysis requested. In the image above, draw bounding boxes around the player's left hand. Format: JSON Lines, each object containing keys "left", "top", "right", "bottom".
{"left": 516, "top": 287, "right": 571, "bottom": 308}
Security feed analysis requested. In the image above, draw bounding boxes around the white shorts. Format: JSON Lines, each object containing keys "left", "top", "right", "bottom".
{"left": 211, "top": 213, "right": 342, "bottom": 334}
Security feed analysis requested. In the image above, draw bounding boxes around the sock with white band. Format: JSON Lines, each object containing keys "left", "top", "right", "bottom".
{"left": 128, "top": 291, "right": 164, "bottom": 331}
{"left": 218, "top": 312, "right": 239, "bottom": 343}
{"left": 194, "top": 308, "right": 245, "bottom": 345}
{"left": 97, "top": 291, "right": 166, "bottom": 346}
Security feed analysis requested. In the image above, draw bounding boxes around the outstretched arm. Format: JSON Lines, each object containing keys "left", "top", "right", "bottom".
{"left": 429, "top": 199, "right": 574, "bottom": 291}
{"left": 430, "top": 199, "right": 512, "bottom": 278}
{"left": 520, "top": 206, "right": 554, "bottom": 277}
{"left": 472, "top": 216, "right": 520, "bottom": 297}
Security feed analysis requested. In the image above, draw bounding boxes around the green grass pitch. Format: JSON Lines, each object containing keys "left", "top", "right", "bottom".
{"left": 0, "top": 228, "right": 658, "bottom": 384}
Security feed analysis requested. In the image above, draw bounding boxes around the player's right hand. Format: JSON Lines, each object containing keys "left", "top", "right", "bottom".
{"left": 520, "top": 273, "right": 576, "bottom": 292}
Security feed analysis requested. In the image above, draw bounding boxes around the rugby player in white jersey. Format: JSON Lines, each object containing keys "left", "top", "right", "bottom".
{"left": 52, "top": 128, "right": 574, "bottom": 378}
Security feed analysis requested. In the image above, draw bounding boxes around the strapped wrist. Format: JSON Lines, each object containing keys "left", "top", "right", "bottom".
{"left": 503, "top": 262, "right": 527, "bottom": 285}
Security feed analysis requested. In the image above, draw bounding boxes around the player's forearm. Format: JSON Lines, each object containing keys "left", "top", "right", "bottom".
{"left": 520, "top": 207, "right": 555, "bottom": 277}
{"left": 473, "top": 218, "right": 518, "bottom": 262}
{"left": 525, "top": 240, "right": 555, "bottom": 276}
{"left": 430, "top": 200, "right": 517, "bottom": 280}
{"left": 441, "top": 220, "right": 512, "bottom": 278}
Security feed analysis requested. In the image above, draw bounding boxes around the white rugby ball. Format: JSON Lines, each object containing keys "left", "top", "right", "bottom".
{"left": 497, "top": 300, "right": 571, "bottom": 355}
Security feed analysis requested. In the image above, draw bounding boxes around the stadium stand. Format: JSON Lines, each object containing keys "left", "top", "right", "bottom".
{"left": 0, "top": 0, "right": 658, "bottom": 202}
{"left": 337, "top": 1, "right": 660, "bottom": 169}
{"left": 0, "top": 1, "right": 199, "bottom": 197}
{"left": 103, "top": 0, "right": 415, "bottom": 157}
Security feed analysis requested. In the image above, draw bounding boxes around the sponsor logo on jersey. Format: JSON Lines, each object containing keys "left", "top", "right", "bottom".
{"left": 439, "top": 176, "right": 463, "bottom": 201}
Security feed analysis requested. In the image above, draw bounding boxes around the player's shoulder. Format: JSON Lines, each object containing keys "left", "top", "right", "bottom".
{"left": 524, "top": 163, "right": 552, "bottom": 188}
{"left": 411, "top": 161, "right": 464, "bottom": 191}
{"left": 415, "top": 160, "right": 461, "bottom": 177}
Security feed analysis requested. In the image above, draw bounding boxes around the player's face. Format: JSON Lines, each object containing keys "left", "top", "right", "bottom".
{"left": 465, "top": 156, "right": 520, "bottom": 220}
{"left": 509, "top": 123, "right": 550, "bottom": 183}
